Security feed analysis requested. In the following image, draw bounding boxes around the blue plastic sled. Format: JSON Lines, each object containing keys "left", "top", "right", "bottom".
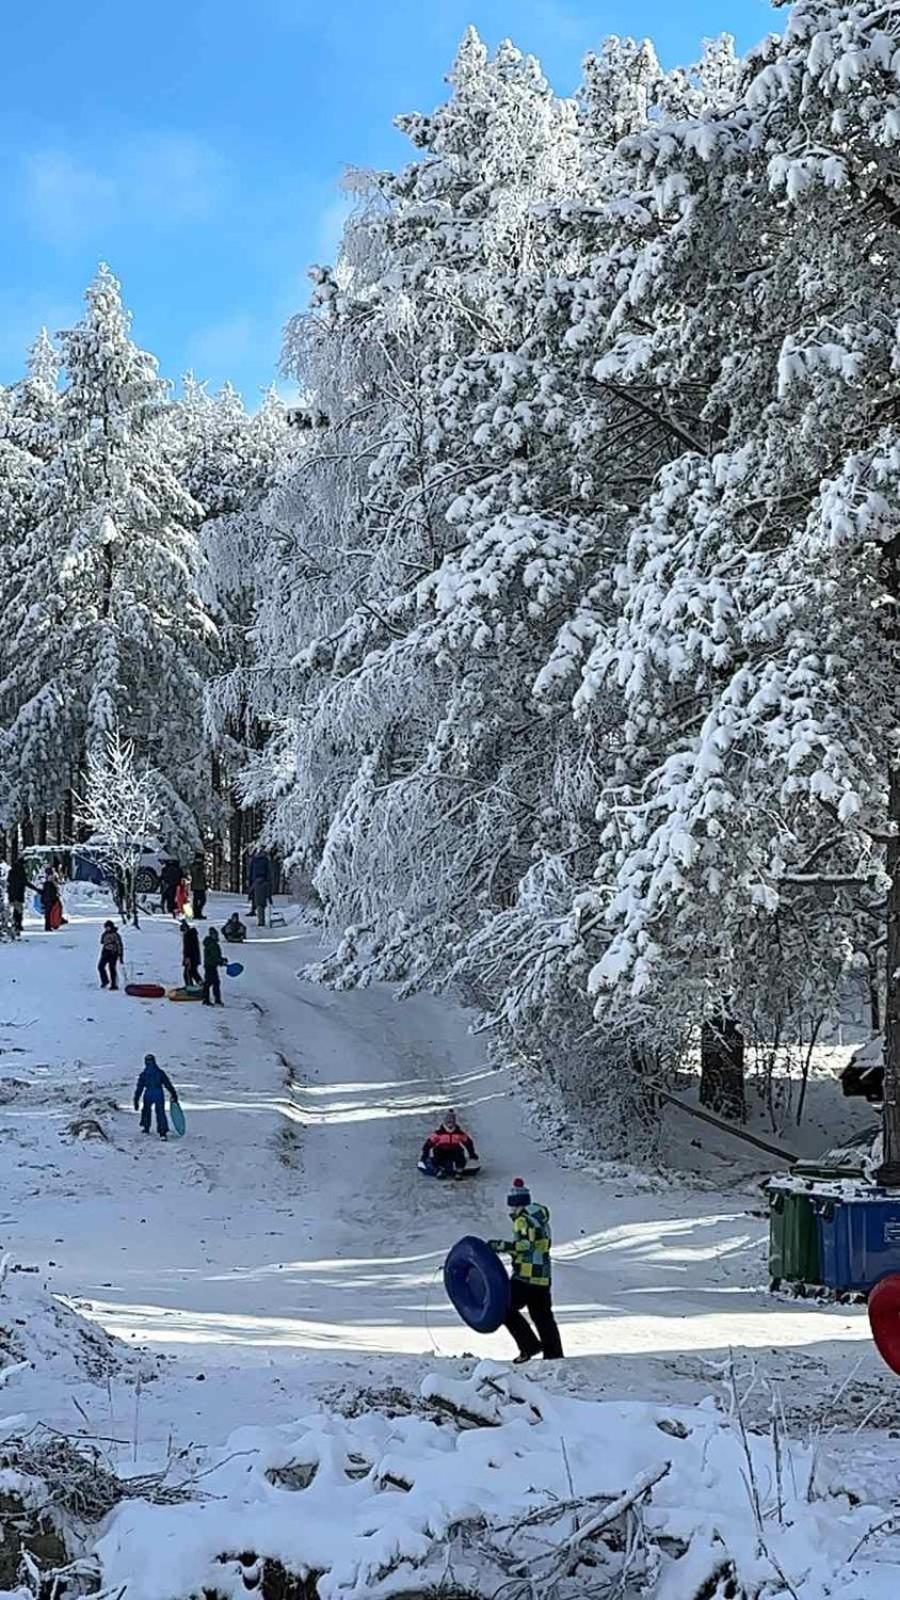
{"left": 33, "top": 894, "right": 42, "bottom": 914}
{"left": 444, "top": 1235, "right": 511, "bottom": 1334}
{"left": 170, "top": 1101, "right": 186, "bottom": 1138}
{"left": 225, "top": 961, "right": 244, "bottom": 977}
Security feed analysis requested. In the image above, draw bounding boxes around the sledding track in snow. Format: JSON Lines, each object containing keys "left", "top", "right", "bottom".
{"left": 0, "top": 889, "right": 892, "bottom": 1443}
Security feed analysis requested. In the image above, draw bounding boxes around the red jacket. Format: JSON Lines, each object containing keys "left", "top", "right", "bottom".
{"left": 422, "top": 1124, "right": 477, "bottom": 1161}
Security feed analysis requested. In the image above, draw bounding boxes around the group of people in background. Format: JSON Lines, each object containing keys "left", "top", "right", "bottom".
{"left": 159, "top": 846, "right": 273, "bottom": 925}
{"left": 5, "top": 857, "right": 67, "bottom": 935}
{"left": 159, "top": 854, "right": 207, "bottom": 920}
{"left": 4, "top": 842, "right": 276, "bottom": 946}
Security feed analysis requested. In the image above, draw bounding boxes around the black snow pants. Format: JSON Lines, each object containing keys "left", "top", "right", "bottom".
{"left": 504, "top": 1279, "right": 564, "bottom": 1360}
{"left": 98, "top": 952, "right": 119, "bottom": 989}
{"left": 140, "top": 1093, "right": 168, "bottom": 1136}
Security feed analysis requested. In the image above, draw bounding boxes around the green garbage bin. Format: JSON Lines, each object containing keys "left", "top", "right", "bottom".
{"left": 768, "top": 1182, "right": 821, "bottom": 1291}
{"left": 792, "top": 1125, "right": 881, "bottom": 1182}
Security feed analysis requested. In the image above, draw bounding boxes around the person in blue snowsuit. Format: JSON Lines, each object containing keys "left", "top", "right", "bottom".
{"left": 133, "top": 1053, "right": 179, "bottom": 1140}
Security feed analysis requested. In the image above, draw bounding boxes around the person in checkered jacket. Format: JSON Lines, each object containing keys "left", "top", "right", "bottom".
{"left": 490, "top": 1177, "right": 563, "bottom": 1362}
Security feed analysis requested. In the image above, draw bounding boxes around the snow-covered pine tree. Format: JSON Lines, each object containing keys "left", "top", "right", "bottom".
{"left": 0, "top": 332, "right": 62, "bottom": 843}
{"left": 240, "top": 32, "right": 582, "bottom": 965}
{"left": 229, "top": 29, "right": 748, "bottom": 1155}
{"left": 0, "top": 267, "right": 217, "bottom": 853}
{"left": 179, "top": 376, "right": 289, "bottom": 879}
{"left": 548, "top": 0, "right": 900, "bottom": 1162}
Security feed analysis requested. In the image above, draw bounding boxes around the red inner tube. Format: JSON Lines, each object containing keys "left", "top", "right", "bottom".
{"left": 868, "top": 1273, "right": 900, "bottom": 1375}
{"left": 124, "top": 983, "right": 166, "bottom": 999}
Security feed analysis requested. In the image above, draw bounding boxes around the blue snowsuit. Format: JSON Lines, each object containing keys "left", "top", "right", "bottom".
{"left": 134, "top": 1054, "right": 177, "bottom": 1138}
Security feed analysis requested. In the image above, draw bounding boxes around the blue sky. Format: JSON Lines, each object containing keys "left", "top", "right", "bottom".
{"left": 0, "top": 0, "right": 772, "bottom": 404}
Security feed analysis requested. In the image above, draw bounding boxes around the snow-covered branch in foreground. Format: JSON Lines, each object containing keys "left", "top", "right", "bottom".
{"left": 94, "top": 1363, "right": 897, "bottom": 1600}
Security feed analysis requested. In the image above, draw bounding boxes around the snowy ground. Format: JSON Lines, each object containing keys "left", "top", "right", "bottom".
{"left": 2, "top": 887, "right": 900, "bottom": 1596}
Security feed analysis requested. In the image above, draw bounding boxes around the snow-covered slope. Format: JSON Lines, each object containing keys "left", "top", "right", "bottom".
{"left": 0, "top": 888, "right": 889, "bottom": 1446}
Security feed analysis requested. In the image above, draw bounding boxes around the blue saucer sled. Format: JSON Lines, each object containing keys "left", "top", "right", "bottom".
{"left": 170, "top": 1101, "right": 186, "bottom": 1138}
{"left": 443, "top": 1235, "right": 510, "bottom": 1333}
{"left": 226, "top": 961, "right": 244, "bottom": 977}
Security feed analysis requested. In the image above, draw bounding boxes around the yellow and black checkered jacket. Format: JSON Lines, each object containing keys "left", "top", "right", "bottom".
{"left": 497, "top": 1202, "right": 552, "bottom": 1287}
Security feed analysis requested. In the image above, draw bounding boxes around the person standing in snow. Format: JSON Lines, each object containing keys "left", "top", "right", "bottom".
{"left": 5, "top": 857, "right": 36, "bottom": 936}
{"left": 190, "top": 852, "right": 208, "bottom": 919}
{"left": 39, "top": 869, "right": 60, "bottom": 932}
{"left": 181, "top": 919, "right": 202, "bottom": 987}
{"left": 133, "top": 1053, "right": 178, "bottom": 1139}
{"left": 159, "top": 857, "right": 181, "bottom": 917}
{"left": 489, "top": 1178, "right": 564, "bottom": 1364}
{"left": 202, "top": 927, "right": 226, "bottom": 1006}
{"left": 175, "top": 875, "right": 189, "bottom": 919}
{"left": 98, "top": 920, "right": 124, "bottom": 989}
{"left": 246, "top": 846, "right": 273, "bottom": 928}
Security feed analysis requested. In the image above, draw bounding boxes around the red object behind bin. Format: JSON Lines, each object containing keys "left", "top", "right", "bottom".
{"left": 868, "top": 1273, "right": 900, "bottom": 1374}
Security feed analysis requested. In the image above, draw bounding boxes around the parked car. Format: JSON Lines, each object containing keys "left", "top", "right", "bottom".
{"left": 80, "top": 837, "right": 167, "bottom": 894}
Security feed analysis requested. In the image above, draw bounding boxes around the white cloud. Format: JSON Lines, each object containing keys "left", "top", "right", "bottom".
{"left": 23, "top": 133, "right": 228, "bottom": 242}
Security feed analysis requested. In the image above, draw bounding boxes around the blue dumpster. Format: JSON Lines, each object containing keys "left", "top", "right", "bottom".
{"left": 815, "top": 1191, "right": 900, "bottom": 1295}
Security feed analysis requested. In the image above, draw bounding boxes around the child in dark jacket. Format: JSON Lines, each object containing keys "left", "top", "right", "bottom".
{"left": 202, "top": 928, "right": 226, "bottom": 1006}
{"left": 98, "top": 921, "right": 124, "bottom": 989}
{"left": 39, "top": 872, "right": 59, "bottom": 931}
{"left": 133, "top": 1054, "right": 178, "bottom": 1139}
{"left": 181, "top": 921, "right": 202, "bottom": 986}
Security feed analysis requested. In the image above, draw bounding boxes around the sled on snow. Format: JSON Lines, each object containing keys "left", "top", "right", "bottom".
{"left": 167, "top": 986, "right": 204, "bottom": 1002}
{"left": 125, "top": 982, "right": 166, "bottom": 999}
{"left": 418, "top": 1157, "right": 481, "bottom": 1180}
{"left": 444, "top": 1235, "right": 510, "bottom": 1333}
{"left": 170, "top": 1101, "right": 186, "bottom": 1137}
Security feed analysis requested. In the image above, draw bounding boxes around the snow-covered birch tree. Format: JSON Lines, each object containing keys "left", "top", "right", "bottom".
{"left": 77, "top": 730, "right": 161, "bottom": 927}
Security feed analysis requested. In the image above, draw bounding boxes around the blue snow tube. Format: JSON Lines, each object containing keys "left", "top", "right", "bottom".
{"left": 444, "top": 1235, "right": 511, "bottom": 1334}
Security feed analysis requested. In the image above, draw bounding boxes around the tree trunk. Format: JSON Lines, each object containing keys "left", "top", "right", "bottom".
{"left": 699, "top": 1013, "right": 746, "bottom": 1120}
{"left": 878, "top": 761, "right": 900, "bottom": 1185}
{"left": 868, "top": 950, "right": 882, "bottom": 1033}
{"left": 229, "top": 798, "right": 244, "bottom": 894}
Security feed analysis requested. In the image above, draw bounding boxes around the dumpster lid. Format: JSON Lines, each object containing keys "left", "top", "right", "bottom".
{"left": 791, "top": 1125, "right": 882, "bottom": 1180}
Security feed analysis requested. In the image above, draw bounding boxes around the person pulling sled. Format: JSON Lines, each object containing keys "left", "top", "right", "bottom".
{"left": 419, "top": 1108, "right": 479, "bottom": 1178}
{"left": 134, "top": 1053, "right": 179, "bottom": 1139}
